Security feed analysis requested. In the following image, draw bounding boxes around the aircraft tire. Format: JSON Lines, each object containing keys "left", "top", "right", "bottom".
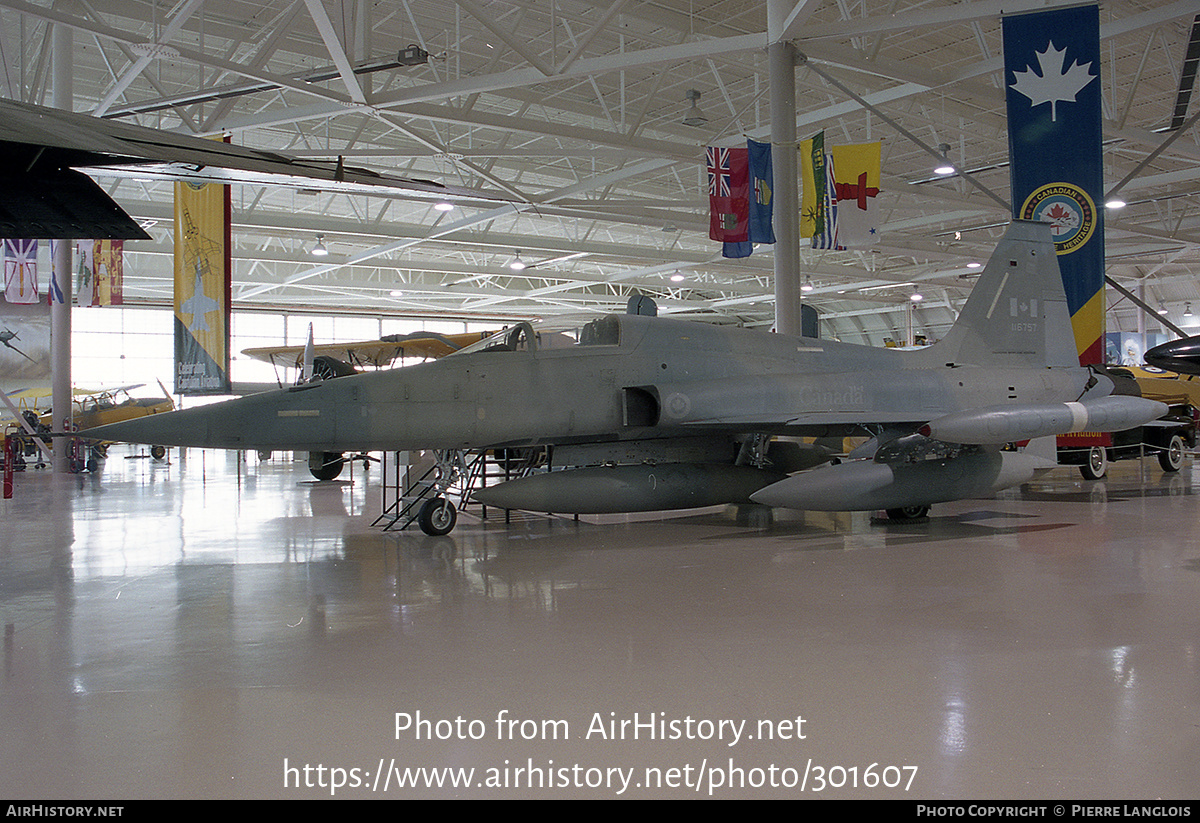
{"left": 885, "top": 505, "right": 930, "bottom": 521}
{"left": 1080, "top": 446, "right": 1107, "bottom": 480}
{"left": 1158, "top": 434, "right": 1186, "bottom": 473}
{"left": 150, "top": 445, "right": 167, "bottom": 461}
{"left": 308, "top": 451, "right": 345, "bottom": 481}
{"left": 418, "top": 497, "right": 457, "bottom": 536}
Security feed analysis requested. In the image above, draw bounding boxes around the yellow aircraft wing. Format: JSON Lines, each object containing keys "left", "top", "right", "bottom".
{"left": 242, "top": 331, "right": 494, "bottom": 369}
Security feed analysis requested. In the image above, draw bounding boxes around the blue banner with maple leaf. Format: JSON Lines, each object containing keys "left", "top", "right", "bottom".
{"left": 1004, "top": 4, "right": 1104, "bottom": 365}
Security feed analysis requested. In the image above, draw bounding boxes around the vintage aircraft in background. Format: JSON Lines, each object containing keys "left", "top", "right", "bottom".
{"left": 243, "top": 329, "right": 498, "bottom": 477}
{"left": 4, "top": 382, "right": 174, "bottom": 469}
{"left": 242, "top": 330, "right": 498, "bottom": 375}
{"left": 85, "top": 220, "right": 1167, "bottom": 532}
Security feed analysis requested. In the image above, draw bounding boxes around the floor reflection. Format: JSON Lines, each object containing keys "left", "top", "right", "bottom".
{"left": 1, "top": 449, "right": 1199, "bottom": 797}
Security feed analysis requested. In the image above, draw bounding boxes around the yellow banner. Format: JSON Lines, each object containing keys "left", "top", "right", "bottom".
{"left": 173, "top": 180, "right": 230, "bottom": 394}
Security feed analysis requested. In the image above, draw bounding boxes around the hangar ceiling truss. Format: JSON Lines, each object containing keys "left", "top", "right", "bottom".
{"left": 1, "top": 0, "right": 1199, "bottom": 344}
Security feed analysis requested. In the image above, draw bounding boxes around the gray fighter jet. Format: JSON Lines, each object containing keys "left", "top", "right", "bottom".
{"left": 85, "top": 220, "right": 1166, "bottom": 532}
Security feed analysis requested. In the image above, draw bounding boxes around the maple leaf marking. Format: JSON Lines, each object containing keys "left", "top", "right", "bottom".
{"left": 1010, "top": 42, "right": 1096, "bottom": 121}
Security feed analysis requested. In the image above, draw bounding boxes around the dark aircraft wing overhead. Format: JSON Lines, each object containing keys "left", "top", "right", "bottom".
{"left": 0, "top": 167, "right": 150, "bottom": 240}
{"left": 0, "top": 97, "right": 513, "bottom": 238}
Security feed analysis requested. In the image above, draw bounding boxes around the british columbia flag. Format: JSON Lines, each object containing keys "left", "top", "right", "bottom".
{"left": 4, "top": 239, "right": 38, "bottom": 304}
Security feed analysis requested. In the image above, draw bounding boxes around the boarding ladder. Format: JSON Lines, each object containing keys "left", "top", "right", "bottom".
{"left": 374, "top": 447, "right": 545, "bottom": 533}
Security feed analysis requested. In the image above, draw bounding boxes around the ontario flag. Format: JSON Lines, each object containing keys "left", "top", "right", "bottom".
{"left": 707, "top": 139, "right": 775, "bottom": 259}
{"left": 3, "top": 240, "right": 38, "bottom": 304}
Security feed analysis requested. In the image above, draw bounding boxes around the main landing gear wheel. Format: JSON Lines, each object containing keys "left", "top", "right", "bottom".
{"left": 1159, "top": 434, "right": 1186, "bottom": 473}
{"left": 308, "top": 451, "right": 345, "bottom": 481}
{"left": 886, "top": 505, "right": 930, "bottom": 521}
{"left": 150, "top": 445, "right": 167, "bottom": 461}
{"left": 1080, "top": 446, "right": 1107, "bottom": 480}
{"left": 418, "top": 497, "right": 457, "bottom": 536}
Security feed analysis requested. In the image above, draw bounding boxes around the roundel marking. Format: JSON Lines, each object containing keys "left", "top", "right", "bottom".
{"left": 1019, "top": 183, "right": 1096, "bottom": 255}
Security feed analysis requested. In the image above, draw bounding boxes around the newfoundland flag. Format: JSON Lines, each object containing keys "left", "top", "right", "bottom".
{"left": 707, "top": 139, "right": 775, "bottom": 259}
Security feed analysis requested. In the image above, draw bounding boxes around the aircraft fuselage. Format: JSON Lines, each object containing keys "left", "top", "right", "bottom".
{"left": 98, "top": 312, "right": 1097, "bottom": 454}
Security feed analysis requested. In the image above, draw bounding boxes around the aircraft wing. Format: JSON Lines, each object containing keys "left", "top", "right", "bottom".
{"left": 0, "top": 97, "right": 513, "bottom": 239}
{"left": 242, "top": 331, "right": 493, "bottom": 369}
{"left": 242, "top": 341, "right": 409, "bottom": 370}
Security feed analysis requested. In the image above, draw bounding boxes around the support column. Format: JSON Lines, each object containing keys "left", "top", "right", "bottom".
{"left": 51, "top": 21, "right": 73, "bottom": 472}
{"left": 768, "top": 4, "right": 801, "bottom": 336}
{"left": 1136, "top": 283, "right": 1146, "bottom": 363}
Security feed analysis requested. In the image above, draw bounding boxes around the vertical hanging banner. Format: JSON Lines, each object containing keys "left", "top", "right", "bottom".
{"left": 76, "top": 241, "right": 96, "bottom": 307}
{"left": 94, "top": 240, "right": 124, "bottom": 306}
{"left": 4, "top": 240, "right": 38, "bottom": 304}
{"left": 174, "top": 179, "right": 231, "bottom": 395}
{"left": 800, "top": 132, "right": 827, "bottom": 242}
{"left": 1004, "top": 4, "right": 1104, "bottom": 365}
{"left": 77, "top": 241, "right": 126, "bottom": 307}
{"left": 829, "top": 142, "right": 882, "bottom": 247}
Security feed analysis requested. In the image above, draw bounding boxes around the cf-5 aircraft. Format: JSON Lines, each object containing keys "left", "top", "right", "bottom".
{"left": 86, "top": 220, "right": 1166, "bottom": 533}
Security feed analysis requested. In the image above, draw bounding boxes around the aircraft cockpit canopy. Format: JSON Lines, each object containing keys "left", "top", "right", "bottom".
{"left": 451, "top": 321, "right": 540, "bottom": 356}
{"left": 578, "top": 315, "right": 620, "bottom": 347}
{"left": 450, "top": 316, "right": 622, "bottom": 358}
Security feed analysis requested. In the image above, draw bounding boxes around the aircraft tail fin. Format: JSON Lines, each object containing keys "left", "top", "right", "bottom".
{"left": 927, "top": 220, "right": 1077, "bottom": 369}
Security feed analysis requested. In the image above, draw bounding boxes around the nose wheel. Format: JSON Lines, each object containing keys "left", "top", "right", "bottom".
{"left": 417, "top": 497, "right": 457, "bottom": 535}
{"left": 886, "top": 505, "right": 930, "bottom": 521}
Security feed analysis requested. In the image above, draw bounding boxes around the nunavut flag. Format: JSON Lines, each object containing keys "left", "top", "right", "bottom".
{"left": 830, "top": 142, "right": 882, "bottom": 247}
{"left": 802, "top": 136, "right": 883, "bottom": 250}
{"left": 708, "top": 140, "right": 776, "bottom": 259}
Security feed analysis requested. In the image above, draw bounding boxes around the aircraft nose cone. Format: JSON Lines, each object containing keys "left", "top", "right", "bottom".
{"left": 1145, "top": 336, "right": 1200, "bottom": 375}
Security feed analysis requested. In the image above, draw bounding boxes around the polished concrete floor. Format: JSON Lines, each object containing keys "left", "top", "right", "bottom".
{"left": 2, "top": 446, "right": 1199, "bottom": 799}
